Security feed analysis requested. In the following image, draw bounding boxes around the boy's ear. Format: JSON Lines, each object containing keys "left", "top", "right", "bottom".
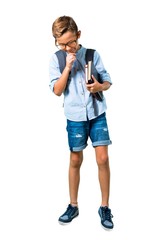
{"left": 77, "top": 30, "right": 81, "bottom": 38}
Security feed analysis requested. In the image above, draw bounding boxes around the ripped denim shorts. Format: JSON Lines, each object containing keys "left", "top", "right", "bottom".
{"left": 66, "top": 112, "right": 112, "bottom": 152}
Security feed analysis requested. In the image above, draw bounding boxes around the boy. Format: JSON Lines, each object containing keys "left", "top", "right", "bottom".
{"left": 49, "top": 16, "right": 114, "bottom": 230}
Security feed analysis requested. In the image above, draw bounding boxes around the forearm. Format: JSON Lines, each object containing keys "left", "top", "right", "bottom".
{"left": 54, "top": 66, "right": 70, "bottom": 96}
{"left": 101, "top": 81, "right": 111, "bottom": 91}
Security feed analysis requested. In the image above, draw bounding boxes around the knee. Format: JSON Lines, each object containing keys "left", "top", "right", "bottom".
{"left": 70, "top": 153, "right": 83, "bottom": 168}
{"left": 97, "top": 154, "right": 109, "bottom": 167}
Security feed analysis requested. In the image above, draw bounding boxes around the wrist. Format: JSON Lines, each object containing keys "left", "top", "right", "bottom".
{"left": 64, "top": 66, "right": 71, "bottom": 73}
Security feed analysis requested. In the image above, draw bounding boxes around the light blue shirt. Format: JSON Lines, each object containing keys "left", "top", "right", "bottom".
{"left": 49, "top": 46, "right": 112, "bottom": 121}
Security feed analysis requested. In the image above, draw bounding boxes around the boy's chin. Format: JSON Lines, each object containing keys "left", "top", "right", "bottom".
{"left": 67, "top": 49, "right": 77, "bottom": 54}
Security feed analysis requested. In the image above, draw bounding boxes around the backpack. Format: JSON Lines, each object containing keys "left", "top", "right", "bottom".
{"left": 55, "top": 49, "right": 103, "bottom": 101}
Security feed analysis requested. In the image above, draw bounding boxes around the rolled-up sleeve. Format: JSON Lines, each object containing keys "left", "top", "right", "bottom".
{"left": 94, "top": 51, "right": 112, "bottom": 84}
{"left": 49, "top": 54, "right": 61, "bottom": 92}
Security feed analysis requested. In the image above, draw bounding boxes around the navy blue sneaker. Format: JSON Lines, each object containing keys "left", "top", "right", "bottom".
{"left": 98, "top": 206, "right": 114, "bottom": 229}
{"left": 58, "top": 204, "right": 79, "bottom": 224}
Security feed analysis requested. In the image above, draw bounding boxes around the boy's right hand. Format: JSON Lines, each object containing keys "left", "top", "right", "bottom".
{"left": 66, "top": 53, "right": 76, "bottom": 71}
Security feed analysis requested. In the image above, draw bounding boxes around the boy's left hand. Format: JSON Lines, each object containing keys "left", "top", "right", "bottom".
{"left": 86, "top": 75, "right": 102, "bottom": 93}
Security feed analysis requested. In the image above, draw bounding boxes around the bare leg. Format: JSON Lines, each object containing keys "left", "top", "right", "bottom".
{"left": 69, "top": 151, "right": 83, "bottom": 206}
{"left": 95, "top": 146, "right": 110, "bottom": 207}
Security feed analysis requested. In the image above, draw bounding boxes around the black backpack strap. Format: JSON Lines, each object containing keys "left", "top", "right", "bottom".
{"left": 55, "top": 50, "right": 67, "bottom": 73}
{"left": 85, "top": 49, "right": 95, "bottom": 64}
{"left": 85, "top": 48, "right": 102, "bottom": 83}
{"left": 85, "top": 48, "right": 104, "bottom": 101}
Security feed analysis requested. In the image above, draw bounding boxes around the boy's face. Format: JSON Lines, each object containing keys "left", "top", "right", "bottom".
{"left": 55, "top": 31, "right": 81, "bottom": 53}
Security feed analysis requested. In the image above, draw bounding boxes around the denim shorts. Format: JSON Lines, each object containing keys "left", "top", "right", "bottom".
{"left": 66, "top": 112, "right": 112, "bottom": 152}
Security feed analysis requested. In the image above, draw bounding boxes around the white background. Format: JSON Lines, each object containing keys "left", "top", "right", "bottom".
{"left": 0, "top": 0, "right": 160, "bottom": 239}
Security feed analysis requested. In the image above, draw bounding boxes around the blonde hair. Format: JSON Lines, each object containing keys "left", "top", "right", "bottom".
{"left": 52, "top": 16, "right": 78, "bottom": 38}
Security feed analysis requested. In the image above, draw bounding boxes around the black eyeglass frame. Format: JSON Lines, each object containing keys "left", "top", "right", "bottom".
{"left": 55, "top": 38, "right": 78, "bottom": 50}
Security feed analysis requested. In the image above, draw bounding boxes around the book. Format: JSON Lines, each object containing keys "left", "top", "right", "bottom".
{"left": 85, "top": 61, "right": 103, "bottom": 101}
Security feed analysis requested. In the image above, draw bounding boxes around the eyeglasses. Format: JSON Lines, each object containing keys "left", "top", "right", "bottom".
{"left": 56, "top": 39, "right": 77, "bottom": 50}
